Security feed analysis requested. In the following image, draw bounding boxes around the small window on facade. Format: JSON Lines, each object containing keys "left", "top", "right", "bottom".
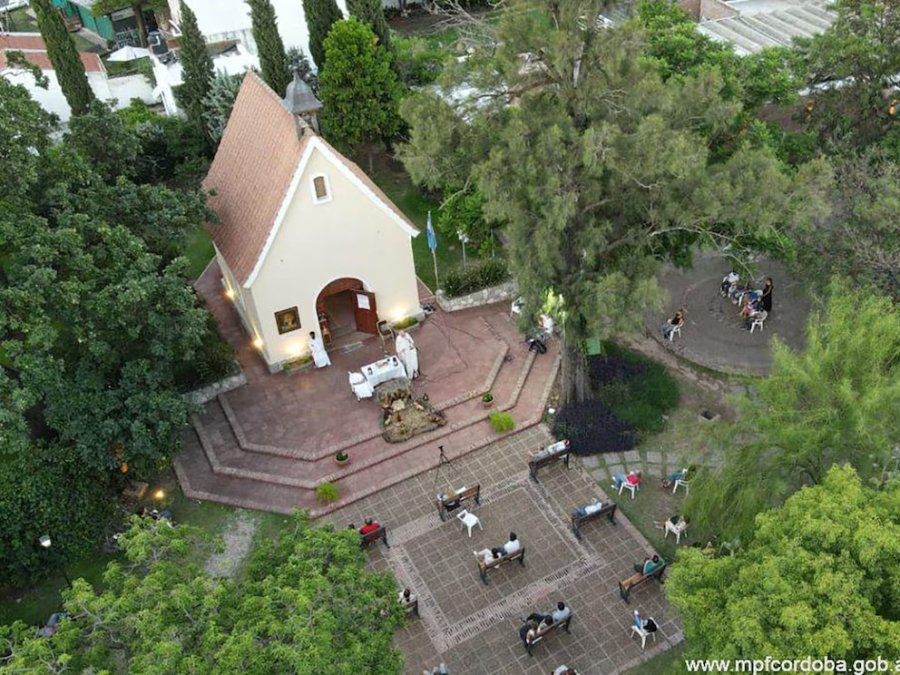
{"left": 313, "top": 175, "right": 329, "bottom": 201}
{"left": 275, "top": 307, "right": 301, "bottom": 334}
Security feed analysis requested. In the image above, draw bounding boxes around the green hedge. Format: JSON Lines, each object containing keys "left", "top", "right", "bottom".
{"left": 442, "top": 258, "right": 509, "bottom": 298}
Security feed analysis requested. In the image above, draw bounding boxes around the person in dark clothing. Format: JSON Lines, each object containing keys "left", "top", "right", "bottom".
{"left": 761, "top": 277, "right": 774, "bottom": 313}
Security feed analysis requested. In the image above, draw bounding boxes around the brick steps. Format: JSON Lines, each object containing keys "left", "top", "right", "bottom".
{"left": 175, "top": 340, "right": 559, "bottom": 517}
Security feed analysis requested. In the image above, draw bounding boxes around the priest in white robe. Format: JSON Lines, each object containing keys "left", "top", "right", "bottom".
{"left": 395, "top": 330, "right": 419, "bottom": 379}
{"left": 308, "top": 331, "right": 331, "bottom": 368}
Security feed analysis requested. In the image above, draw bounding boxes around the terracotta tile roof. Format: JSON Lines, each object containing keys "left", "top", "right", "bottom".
{"left": 203, "top": 72, "right": 418, "bottom": 287}
{"left": 203, "top": 72, "right": 307, "bottom": 286}
{"left": 0, "top": 34, "right": 104, "bottom": 72}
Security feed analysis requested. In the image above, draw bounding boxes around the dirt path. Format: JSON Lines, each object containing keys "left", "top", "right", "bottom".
{"left": 204, "top": 510, "right": 260, "bottom": 578}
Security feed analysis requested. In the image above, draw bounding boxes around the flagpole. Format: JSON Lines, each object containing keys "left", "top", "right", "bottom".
{"left": 432, "top": 248, "right": 440, "bottom": 292}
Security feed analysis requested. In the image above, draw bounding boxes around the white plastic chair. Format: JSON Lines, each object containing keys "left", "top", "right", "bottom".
{"left": 667, "top": 324, "right": 682, "bottom": 342}
{"left": 619, "top": 480, "right": 640, "bottom": 500}
{"left": 630, "top": 610, "right": 658, "bottom": 650}
{"left": 750, "top": 311, "right": 767, "bottom": 334}
{"left": 672, "top": 468, "right": 689, "bottom": 495}
{"left": 664, "top": 519, "right": 688, "bottom": 544}
{"left": 348, "top": 371, "right": 373, "bottom": 401}
{"left": 510, "top": 297, "right": 525, "bottom": 319}
{"left": 456, "top": 509, "right": 482, "bottom": 538}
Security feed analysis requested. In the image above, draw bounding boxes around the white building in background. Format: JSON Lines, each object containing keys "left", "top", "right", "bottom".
{"left": 0, "top": 33, "right": 155, "bottom": 123}
{"left": 166, "top": 0, "right": 350, "bottom": 69}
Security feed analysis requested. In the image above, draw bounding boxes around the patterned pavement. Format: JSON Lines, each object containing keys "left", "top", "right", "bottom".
{"left": 322, "top": 426, "right": 681, "bottom": 675}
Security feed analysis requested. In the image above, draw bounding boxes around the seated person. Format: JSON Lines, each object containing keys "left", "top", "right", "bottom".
{"left": 552, "top": 601, "right": 571, "bottom": 623}
{"left": 519, "top": 619, "right": 539, "bottom": 646}
{"left": 473, "top": 548, "right": 503, "bottom": 565}
{"left": 524, "top": 611, "right": 552, "bottom": 624}
{"left": 661, "top": 310, "right": 685, "bottom": 339}
{"left": 535, "top": 616, "right": 554, "bottom": 635}
{"left": 662, "top": 468, "right": 687, "bottom": 488}
{"left": 574, "top": 498, "right": 604, "bottom": 518}
{"left": 437, "top": 486, "right": 462, "bottom": 510}
{"left": 539, "top": 313, "right": 555, "bottom": 338}
{"left": 721, "top": 271, "right": 740, "bottom": 296}
{"left": 612, "top": 470, "right": 641, "bottom": 491}
{"left": 398, "top": 588, "right": 417, "bottom": 606}
{"left": 554, "top": 667, "right": 577, "bottom": 675}
{"left": 502, "top": 532, "right": 521, "bottom": 555}
{"left": 634, "top": 554, "right": 664, "bottom": 575}
{"left": 359, "top": 518, "right": 381, "bottom": 535}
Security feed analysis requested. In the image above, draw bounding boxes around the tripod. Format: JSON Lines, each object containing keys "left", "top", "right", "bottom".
{"left": 432, "top": 445, "right": 453, "bottom": 491}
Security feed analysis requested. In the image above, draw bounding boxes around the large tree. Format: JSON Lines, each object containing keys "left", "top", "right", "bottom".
{"left": 319, "top": 19, "right": 402, "bottom": 170}
{"left": 0, "top": 514, "right": 406, "bottom": 673}
{"left": 398, "top": 0, "right": 830, "bottom": 404}
{"left": 177, "top": 0, "right": 214, "bottom": 126}
{"left": 30, "top": 0, "right": 94, "bottom": 115}
{"left": 302, "top": 0, "right": 343, "bottom": 70}
{"left": 347, "top": 0, "right": 391, "bottom": 49}
{"left": 668, "top": 465, "right": 900, "bottom": 663}
{"left": 247, "top": 0, "right": 291, "bottom": 96}
{"left": 802, "top": 0, "right": 900, "bottom": 146}
{"left": 685, "top": 282, "right": 900, "bottom": 541}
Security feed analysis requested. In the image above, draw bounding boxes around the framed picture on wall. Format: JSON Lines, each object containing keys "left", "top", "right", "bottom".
{"left": 275, "top": 307, "right": 301, "bottom": 334}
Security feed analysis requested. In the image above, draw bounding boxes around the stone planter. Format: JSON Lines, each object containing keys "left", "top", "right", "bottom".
{"left": 335, "top": 453, "right": 350, "bottom": 467}
{"left": 283, "top": 357, "right": 314, "bottom": 376}
{"left": 482, "top": 397, "right": 494, "bottom": 408}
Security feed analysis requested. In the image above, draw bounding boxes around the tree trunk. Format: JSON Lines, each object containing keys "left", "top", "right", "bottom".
{"left": 133, "top": 3, "right": 148, "bottom": 47}
{"left": 559, "top": 335, "right": 590, "bottom": 406}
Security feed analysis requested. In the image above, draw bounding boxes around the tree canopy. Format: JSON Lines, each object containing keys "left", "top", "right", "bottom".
{"left": 668, "top": 465, "right": 900, "bottom": 662}
{"left": 302, "top": 0, "right": 343, "bottom": 69}
{"left": 0, "top": 514, "right": 406, "bottom": 673}
{"left": 30, "top": 0, "right": 94, "bottom": 115}
{"left": 685, "top": 282, "right": 900, "bottom": 541}
{"left": 399, "top": 0, "right": 830, "bottom": 404}
{"left": 177, "top": 0, "right": 215, "bottom": 127}
{"left": 347, "top": 0, "right": 391, "bottom": 49}
{"left": 248, "top": 0, "right": 292, "bottom": 97}
{"left": 319, "top": 18, "right": 403, "bottom": 164}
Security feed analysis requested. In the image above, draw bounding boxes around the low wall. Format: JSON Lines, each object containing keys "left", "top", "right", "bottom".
{"left": 436, "top": 280, "right": 518, "bottom": 312}
{"left": 183, "top": 369, "right": 247, "bottom": 405}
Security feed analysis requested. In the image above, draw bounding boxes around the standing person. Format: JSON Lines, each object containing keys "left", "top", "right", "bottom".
{"left": 395, "top": 329, "right": 419, "bottom": 379}
{"left": 761, "top": 277, "right": 774, "bottom": 313}
{"left": 308, "top": 331, "right": 331, "bottom": 368}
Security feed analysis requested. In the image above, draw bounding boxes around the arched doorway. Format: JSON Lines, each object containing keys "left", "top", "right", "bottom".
{"left": 316, "top": 278, "right": 379, "bottom": 341}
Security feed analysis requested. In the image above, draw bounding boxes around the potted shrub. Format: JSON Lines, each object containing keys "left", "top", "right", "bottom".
{"left": 315, "top": 482, "right": 340, "bottom": 504}
{"left": 482, "top": 392, "right": 494, "bottom": 408}
{"left": 335, "top": 451, "right": 350, "bottom": 466}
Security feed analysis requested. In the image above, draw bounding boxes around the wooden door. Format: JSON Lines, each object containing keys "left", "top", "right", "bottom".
{"left": 353, "top": 290, "right": 378, "bottom": 334}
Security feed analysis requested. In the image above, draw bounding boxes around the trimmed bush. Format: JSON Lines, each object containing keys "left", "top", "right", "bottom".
{"left": 442, "top": 258, "right": 509, "bottom": 298}
{"left": 552, "top": 400, "right": 636, "bottom": 455}
{"left": 315, "top": 482, "right": 340, "bottom": 504}
{"left": 489, "top": 411, "right": 515, "bottom": 433}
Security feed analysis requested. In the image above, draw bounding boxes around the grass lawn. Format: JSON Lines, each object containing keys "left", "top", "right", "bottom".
{"left": 183, "top": 224, "right": 215, "bottom": 280}
{"left": 365, "top": 150, "right": 488, "bottom": 292}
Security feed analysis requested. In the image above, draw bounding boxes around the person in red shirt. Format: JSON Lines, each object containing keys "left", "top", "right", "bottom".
{"left": 359, "top": 518, "right": 380, "bottom": 535}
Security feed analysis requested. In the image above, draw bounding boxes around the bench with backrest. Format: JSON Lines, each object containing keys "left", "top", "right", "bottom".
{"left": 618, "top": 562, "right": 666, "bottom": 603}
{"left": 571, "top": 502, "right": 617, "bottom": 540}
{"left": 528, "top": 440, "right": 571, "bottom": 482}
{"left": 360, "top": 524, "right": 390, "bottom": 549}
{"left": 524, "top": 615, "right": 573, "bottom": 656}
{"left": 478, "top": 547, "right": 525, "bottom": 584}
{"left": 436, "top": 484, "right": 481, "bottom": 521}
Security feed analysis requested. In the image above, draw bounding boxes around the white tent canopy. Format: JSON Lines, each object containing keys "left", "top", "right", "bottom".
{"left": 107, "top": 46, "right": 152, "bottom": 62}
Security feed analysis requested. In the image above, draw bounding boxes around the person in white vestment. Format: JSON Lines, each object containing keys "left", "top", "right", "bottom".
{"left": 395, "top": 330, "right": 419, "bottom": 379}
{"left": 308, "top": 331, "right": 331, "bottom": 368}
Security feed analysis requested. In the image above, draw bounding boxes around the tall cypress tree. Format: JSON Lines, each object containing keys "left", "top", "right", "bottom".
{"left": 247, "top": 0, "right": 291, "bottom": 96}
{"left": 302, "top": 0, "right": 343, "bottom": 70}
{"left": 178, "top": 1, "right": 214, "bottom": 126}
{"left": 30, "top": 0, "right": 94, "bottom": 115}
{"left": 347, "top": 0, "right": 390, "bottom": 49}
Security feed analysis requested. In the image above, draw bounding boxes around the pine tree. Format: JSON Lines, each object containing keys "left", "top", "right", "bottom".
{"left": 247, "top": 0, "right": 291, "bottom": 97}
{"left": 302, "top": 0, "right": 343, "bottom": 70}
{"left": 30, "top": 0, "right": 94, "bottom": 115}
{"left": 347, "top": 0, "right": 390, "bottom": 49}
{"left": 177, "top": 0, "right": 214, "bottom": 126}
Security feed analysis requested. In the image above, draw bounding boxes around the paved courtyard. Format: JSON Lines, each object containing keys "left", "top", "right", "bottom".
{"left": 322, "top": 426, "right": 681, "bottom": 674}
{"left": 651, "top": 252, "right": 811, "bottom": 375}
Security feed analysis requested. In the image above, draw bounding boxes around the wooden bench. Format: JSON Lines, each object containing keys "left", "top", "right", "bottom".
{"left": 524, "top": 615, "right": 572, "bottom": 656}
{"left": 528, "top": 440, "right": 571, "bottom": 483}
{"left": 436, "top": 484, "right": 481, "bottom": 521}
{"left": 618, "top": 563, "right": 666, "bottom": 603}
{"left": 571, "top": 502, "right": 617, "bottom": 540}
{"left": 478, "top": 547, "right": 525, "bottom": 584}
{"left": 360, "top": 525, "right": 390, "bottom": 549}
